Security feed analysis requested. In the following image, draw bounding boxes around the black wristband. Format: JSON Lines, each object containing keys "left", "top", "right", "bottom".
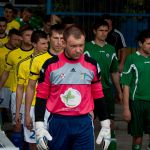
{"left": 94, "top": 97, "right": 109, "bottom": 121}
{"left": 35, "top": 97, "right": 47, "bottom": 122}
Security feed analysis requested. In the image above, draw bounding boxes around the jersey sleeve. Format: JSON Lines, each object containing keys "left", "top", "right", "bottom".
{"left": 110, "top": 52, "right": 119, "bottom": 73}
{"left": 14, "top": 21, "right": 20, "bottom": 30}
{"left": 29, "top": 58, "right": 40, "bottom": 81}
{"left": 4, "top": 52, "right": 13, "bottom": 71}
{"left": 120, "top": 55, "right": 133, "bottom": 86}
{"left": 36, "top": 60, "right": 51, "bottom": 99}
{"left": 17, "top": 62, "right": 26, "bottom": 85}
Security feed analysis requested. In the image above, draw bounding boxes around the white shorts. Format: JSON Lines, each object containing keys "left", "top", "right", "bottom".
{"left": 23, "top": 106, "right": 50, "bottom": 143}
{"left": 10, "top": 92, "right": 25, "bottom": 124}
{"left": 23, "top": 106, "right": 36, "bottom": 143}
{"left": 11, "top": 91, "right": 51, "bottom": 143}
{"left": 0, "top": 87, "right": 11, "bottom": 108}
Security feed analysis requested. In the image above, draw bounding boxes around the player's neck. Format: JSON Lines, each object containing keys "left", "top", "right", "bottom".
{"left": 50, "top": 49, "right": 63, "bottom": 56}
{"left": 94, "top": 39, "right": 106, "bottom": 47}
{"left": 138, "top": 49, "right": 150, "bottom": 57}
{"left": 20, "top": 42, "right": 33, "bottom": 51}
{"left": 5, "top": 42, "right": 16, "bottom": 50}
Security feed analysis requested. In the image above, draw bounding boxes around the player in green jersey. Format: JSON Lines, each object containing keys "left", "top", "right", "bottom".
{"left": 84, "top": 19, "right": 122, "bottom": 150}
{"left": 121, "top": 30, "right": 150, "bottom": 150}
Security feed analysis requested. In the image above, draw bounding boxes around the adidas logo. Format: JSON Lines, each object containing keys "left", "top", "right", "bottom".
{"left": 71, "top": 68, "right": 76, "bottom": 72}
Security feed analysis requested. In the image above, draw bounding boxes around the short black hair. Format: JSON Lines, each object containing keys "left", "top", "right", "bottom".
{"left": 20, "top": 28, "right": 33, "bottom": 35}
{"left": 49, "top": 24, "right": 65, "bottom": 37}
{"left": 93, "top": 19, "right": 109, "bottom": 31}
{"left": 31, "top": 30, "right": 47, "bottom": 43}
{"left": 8, "top": 28, "right": 21, "bottom": 37}
{"left": 0, "top": 17, "right": 7, "bottom": 22}
{"left": 4, "top": 3, "right": 15, "bottom": 12}
{"left": 137, "top": 29, "right": 150, "bottom": 44}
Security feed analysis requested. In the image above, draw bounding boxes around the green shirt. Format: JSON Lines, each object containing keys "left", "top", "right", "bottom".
{"left": 121, "top": 51, "right": 150, "bottom": 101}
{"left": 84, "top": 41, "right": 118, "bottom": 89}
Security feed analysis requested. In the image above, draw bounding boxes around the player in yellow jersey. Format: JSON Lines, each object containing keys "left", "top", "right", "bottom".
{"left": 0, "top": 17, "right": 8, "bottom": 47}
{"left": 15, "top": 30, "right": 49, "bottom": 150}
{"left": 3, "top": 3, "right": 20, "bottom": 34}
{"left": 0, "top": 29, "right": 21, "bottom": 129}
{"left": 0, "top": 28, "right": 33, "bottom": 149}
{"left": 25, "top": 24, "right": 64, "bottom": 134}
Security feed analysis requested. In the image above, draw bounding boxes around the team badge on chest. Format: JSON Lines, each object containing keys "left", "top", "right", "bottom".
{"left": 60, "top": 88, "right": 81, "bottom": 108}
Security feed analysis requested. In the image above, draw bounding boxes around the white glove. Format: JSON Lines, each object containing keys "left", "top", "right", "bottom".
{"left": 96, "top": 119, "right": 111, "bottom": 150}
{"left": 35, "top": 121, "right": 52, "bottom": 150}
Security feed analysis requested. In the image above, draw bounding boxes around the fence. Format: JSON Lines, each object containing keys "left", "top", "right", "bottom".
{"left": 46, "top": 0, "right": 150, "bottom": 49}
{"left": 0, "top": 0, "right": 150, "bottom": 49}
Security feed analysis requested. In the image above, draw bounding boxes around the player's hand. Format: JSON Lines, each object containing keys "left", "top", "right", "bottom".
{"left": 14, "top": 113, "right": 22, "bottom": 132}
{"left": 35, "top": 121, "right": 52, "bottom": 150}
{"left": 15, "top": 113, "right": 21, "bottom": 125}
{"left": 123, "top": 108, "right": 131, "bottom": 122}
{"left": 96, "top": 119, "right": 111, "bottom": 150}
{"left": 25, "top": 113, "right": 33, "bottom": 130}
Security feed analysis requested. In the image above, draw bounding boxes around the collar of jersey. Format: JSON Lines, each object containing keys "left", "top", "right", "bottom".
{"left": 60, "top": 52, "right": 83, "bottom": 64}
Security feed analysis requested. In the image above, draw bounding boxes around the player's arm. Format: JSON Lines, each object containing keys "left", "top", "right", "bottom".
{"left": 93, "top": 86, "right": 111, "bottom": 150}
{"left": 111, "top": 72, "right": 123, "bottom": 102}
{"left": 0, "top": 70, "right": 9, "bottom": 88}
{"left": 25, "top": 79, "right": 36, "bottom": 130}
{"left": 122, "top": 85, "right": 131, "bottom": 122}
{"left": 15, "top": 84, "right": 24, "bottom": 124}
{"left": 25, "top": 56, "right": 39, "bottom": 130}
{"left": 119, "top": 47, "right": 127, "bottom": 73}
{"left": 35, "top": 59, "right": 53, "bottom": 149}
{"left": 120, "top": 54, "right": 133, "bottom": 123}
{"left": 0, "top": 53, "right": 13, "bottom": 88}
{"left": 110, "top": 54, "right": 123, "bottom": 103}
{"left": 15, "top": 62, "right": 26, "bottom": 125}
{"left": 91, "top": 61, "right": 111, "bottom": 150}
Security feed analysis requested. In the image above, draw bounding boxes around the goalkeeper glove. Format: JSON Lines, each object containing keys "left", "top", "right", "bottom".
{"left": 96, "top": 119, "right": 111, "bottom": 150}
{"left": 35, "top": 121, "right": 52, "bottom": 150}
